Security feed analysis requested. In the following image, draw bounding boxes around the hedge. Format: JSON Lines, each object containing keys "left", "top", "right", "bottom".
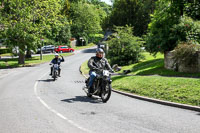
{"left": 0, "top": 48, "right": 11, "bottom": 54}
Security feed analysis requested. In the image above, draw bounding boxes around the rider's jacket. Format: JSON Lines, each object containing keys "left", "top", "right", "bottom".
{"left": 88, "top": 56, "right": 112, "bottom": 73}
{"left": 51, "top": 57, "right": 64, "bottom": 65}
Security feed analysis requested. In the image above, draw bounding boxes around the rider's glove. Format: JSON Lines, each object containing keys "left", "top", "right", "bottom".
{"left": 93, "top": 67, "right": 99, "bottom": 71}
{"left": 110, "top": 69, "right": 114, "bottom": 73}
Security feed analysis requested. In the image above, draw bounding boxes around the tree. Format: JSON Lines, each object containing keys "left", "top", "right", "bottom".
{"left": 145, "top": 0, "right": 200, "bottom": 55}
{"left": 61, "top": 0, "right": 70, "bottom": 17}
{"left": 69, "top": 2, "right": 102, "bottom": 45}
{"left": 56, "top": 22, "right": 71, "bottom": 45}
{"left": 107, "top": 26, "right": 144, "bottom": 65}
{"left": 0, "top": 0, "right": 71, "bottom": 64}
{"left": 183, "top": 0, "right": 200, "bottom": 20}
{"left": 0, "top": 0, "right": 38, "bottom": 64}
{"left": 103, "top": 0, "right": 156, "bottom": 36}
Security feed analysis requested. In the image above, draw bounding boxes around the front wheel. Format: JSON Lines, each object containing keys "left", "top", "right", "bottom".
{"left": 53, "top": 71, "right": 57, "bottom": 81}
{"left": 101, "top": 84, "right": 112, "bottom": 103}
{"left": 87, "top": 93, "right": 92, "bottom": 97}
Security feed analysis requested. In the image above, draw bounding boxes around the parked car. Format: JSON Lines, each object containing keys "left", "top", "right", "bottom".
{"left": 37, "top": 45, "right": 55, "bottom": 54}
{"left": 55, "top": 46, "right": 74, "bottom": 53}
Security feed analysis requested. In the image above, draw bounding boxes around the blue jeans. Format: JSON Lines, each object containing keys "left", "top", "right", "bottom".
{"left": 88, "top": 71, "right": 96, "bottom": 88}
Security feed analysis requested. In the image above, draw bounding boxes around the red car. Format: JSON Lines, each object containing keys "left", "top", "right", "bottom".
{"left": 55, "top": 46, "right": 75, "bottom": 53}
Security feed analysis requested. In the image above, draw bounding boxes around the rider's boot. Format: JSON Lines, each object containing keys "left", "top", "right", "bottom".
{"left": 49, "top": 67, "right": 53, "bottom": 75}
{"left": 58, "top": 69, "right": 61, "bottom": 77}
{"left": 88, "top": 86, "right": 93, "bottom": 93}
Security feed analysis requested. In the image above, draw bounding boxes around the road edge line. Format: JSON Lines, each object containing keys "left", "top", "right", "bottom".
{"left": 34, "top": 73, "right": 91, "bottom": 133}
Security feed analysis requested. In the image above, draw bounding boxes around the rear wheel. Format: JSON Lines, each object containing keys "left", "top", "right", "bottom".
{"left": 85, "top": 78, "right": 92, "bottom": 97}
{"left": 101, "top": 84, "right": 112, "bottom": 103}
{"left": 70, "top": 50, "right": 73, "bottom": 52}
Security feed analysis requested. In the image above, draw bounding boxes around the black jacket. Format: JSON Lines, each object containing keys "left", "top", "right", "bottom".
{"left": 51, "top": 57, "right": 64, "bottom": 65}
{"left": 88, "top": 56, "right": 112, "bottom": 72}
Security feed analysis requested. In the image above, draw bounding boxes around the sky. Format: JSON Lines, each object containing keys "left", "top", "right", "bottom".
{"left": 100, "top": 0, "right": 112, "bottom": 5}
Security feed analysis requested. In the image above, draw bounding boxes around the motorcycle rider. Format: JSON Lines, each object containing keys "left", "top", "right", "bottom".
{"left": 87, "top": 48, "right": 114, "bottom": 93}
{"left": 49, "top": 53, "right": 64, "bottom": 77}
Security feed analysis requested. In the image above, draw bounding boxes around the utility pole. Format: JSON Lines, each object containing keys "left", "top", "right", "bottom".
{"left": 40, "top": 38, "right": 44, "bottom": 60}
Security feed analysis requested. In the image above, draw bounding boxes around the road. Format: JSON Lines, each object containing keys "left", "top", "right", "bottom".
{"left": 0, "top": 48, "right": 200, "bottom": 133}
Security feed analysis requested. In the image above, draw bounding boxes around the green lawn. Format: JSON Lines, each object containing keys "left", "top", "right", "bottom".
{"left": 81, "top": 52, "right": 200, "bottom": 106}
{"left": 112, "top": 75, "right": 200, "bottom": 106}
{"left": 118, "top": 52, "right": 200, "bottom": 77}
{"left": 81, "top": 60, "right": 90, "bottom": 76}
{"left": 0, "top": 52, "right": 73, "bottom": 69}
{"left": 0, "top": 53, "right": 13, "bottom": 57}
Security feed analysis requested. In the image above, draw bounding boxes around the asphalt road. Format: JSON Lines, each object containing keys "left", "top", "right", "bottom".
{"left": 0, "top": 48, "right": 200, "bottom": 133}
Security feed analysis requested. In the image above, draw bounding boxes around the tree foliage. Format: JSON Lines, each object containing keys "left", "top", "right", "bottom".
{"left": 103, "top": 0, "right": 156, "bottom": 36}
{"left": 0, "top": 0, "right": 71, "bottom": 64}
{"left": 1, "top": 0, "right": 38, "bottom": 63}
{"left": 69, "top": 1, "right": 103, "bottom": 45}
{"left": 146, "top": 0, "right": 200, "bottom": 54}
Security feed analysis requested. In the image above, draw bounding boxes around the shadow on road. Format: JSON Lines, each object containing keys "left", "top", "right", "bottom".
{"left": 38, "top": 79, "right": 55, "bottom": 82}
{"left": 61, "top": 96, "right": 102, "bottom": 104}
{"left": 197, "top": 113, "right": 200, "bottom": 116}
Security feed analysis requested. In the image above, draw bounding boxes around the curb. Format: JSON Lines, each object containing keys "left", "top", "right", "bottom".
{"left": 79, "top": 65, "right": 200, "bottom": 112}
{"left": 112, "top": 89, "right": 200, "bottom": 112}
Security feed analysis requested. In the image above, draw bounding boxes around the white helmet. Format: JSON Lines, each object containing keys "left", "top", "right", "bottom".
{"left": 55, "top": 53, "right": 59, "bottom": 56}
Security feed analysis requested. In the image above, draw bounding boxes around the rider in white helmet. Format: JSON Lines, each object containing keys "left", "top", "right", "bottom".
{"left": 49, "top": 53, "right": 64, "bottom": 76}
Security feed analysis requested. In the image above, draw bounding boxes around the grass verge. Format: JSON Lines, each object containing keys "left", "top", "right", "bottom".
{"left": 0, "top": 53, "right": 13, "bottom": 57}
{"left": 118, "top": 52, "right": 200, "bottom": 77}
{"left": 74, "top": 43, "right": 95, "bottom": 50}
{"left": 0, "top": 53, "right": 73, "bottom": 69}
{"left": 112, "top": 75, "right": 200, "bottom": 106}
{"left": 81, "top": 60, "right": 90, "bottom": 76}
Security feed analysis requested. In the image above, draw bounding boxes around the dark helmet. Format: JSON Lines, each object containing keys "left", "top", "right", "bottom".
{"left": 96, "top": 48, "right": 104, "bottom": 53}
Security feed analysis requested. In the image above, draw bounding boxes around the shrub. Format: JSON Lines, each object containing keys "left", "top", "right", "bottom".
{"left": 107, "top": 26, "right": 144, "bottom": 66}
{"left": 173, "top": 42, "right": 200, "bottom": 65}
{"left": 0, "top": 48, "right": 11, "bottom": 54}
{"left": 172, "top": 16, "right": 200, "bottom": 45}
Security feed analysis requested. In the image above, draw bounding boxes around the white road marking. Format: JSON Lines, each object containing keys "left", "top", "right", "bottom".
{"left": 34, "top": 72, "right": 91, "bottom": 133}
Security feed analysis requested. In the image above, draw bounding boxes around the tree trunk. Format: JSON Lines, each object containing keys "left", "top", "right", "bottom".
{"left": 18, "top": 46, "right": 25, "bottom": 64}
{"left": 25, "top": 49, "right": 32, "bottom": 58}
{"left": 18, "top": 52, "right": 25, "bottom": 64}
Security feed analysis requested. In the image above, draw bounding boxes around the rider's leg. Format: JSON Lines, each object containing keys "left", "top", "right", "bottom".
{"left": 88, "top": 71, "right": 96, "bottom": 93}
{"left": 50, "top": 67, "right": 53, "bottom": 75}
{"left": 58, "top": 68, "right": 61, "bottom": 76}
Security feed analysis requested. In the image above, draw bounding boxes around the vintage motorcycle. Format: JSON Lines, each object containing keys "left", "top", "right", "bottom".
{"left": 51, "top": 64, "right": 59, "bottom": 81}
{"left": 83, "top": 69, "right": 112, "bottom": 103}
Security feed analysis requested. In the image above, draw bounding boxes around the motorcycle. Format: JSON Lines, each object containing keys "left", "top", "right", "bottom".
{"left": 83, "top": 69, "right": 112, "bottom": 103}
{"left": 50, "top": 64, "right": 59, "bottom": 81}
